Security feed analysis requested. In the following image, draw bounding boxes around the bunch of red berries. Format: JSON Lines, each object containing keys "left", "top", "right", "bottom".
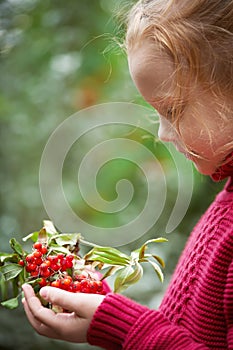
{"left": 50, "top": 273, "right": 105, "bottom": 294}
{"left": 18, "top": 241, "right": 105, "bottom": 295}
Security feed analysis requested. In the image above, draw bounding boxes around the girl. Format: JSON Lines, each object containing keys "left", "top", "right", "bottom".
{"left": 22, "top": 0, "right": 233, "bottom": 348}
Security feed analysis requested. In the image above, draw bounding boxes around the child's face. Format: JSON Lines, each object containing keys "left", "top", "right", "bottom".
{"left": 128, "top": 41, "right": 233, "bottom": 175}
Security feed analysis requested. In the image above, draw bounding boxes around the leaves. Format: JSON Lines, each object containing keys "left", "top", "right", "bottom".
{"left": 22, "top": 231, "right": 39, "bottom": 242}
{"left": 38, "top": 227, "right": 48, "bottom": 245}
{"left": 1, "top": 295, "right": 21, "bottom": 309}
{"left": 138, "top": 238, "right": 168, "bottom": 260}
{"left": 43, "top": 220, "right": 57, "bottom": 235}
{"left": 148, "top": 260, "right": 164, "bottom": 283}
{"left": 0, "top": 264, "right": 23, "bottom": 281}
{"left": 0, "top": 253, "right": 18, "bottom": 265}
{"left": 84, "top": 246, "right": 130, "bottom": 266}
{"left": 114, "top": 263, "right": 143, "bottom": 293}
{"left": 52, "top": 233, "right": 81, "bottom": 247}
{"left": 0, "top": 220, "right": 168, "bottom": 309}
{"left": 10, "top": 238, "right": 24, "bottom": 257}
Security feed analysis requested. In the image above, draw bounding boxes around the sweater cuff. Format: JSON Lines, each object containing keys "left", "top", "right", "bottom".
{"left": 87, "top": 293, "right": 149, "bottom": 349}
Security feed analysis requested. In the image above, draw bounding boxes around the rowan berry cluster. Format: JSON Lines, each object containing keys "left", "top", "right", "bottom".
{"left": 18, "top": 241, "right": 105, "bottom": 295}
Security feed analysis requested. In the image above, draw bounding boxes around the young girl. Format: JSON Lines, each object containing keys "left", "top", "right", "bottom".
{"left": 22, "top": 0, "right": 233, "bottom": 348}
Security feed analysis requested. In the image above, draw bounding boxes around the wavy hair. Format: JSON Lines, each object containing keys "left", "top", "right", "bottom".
{"left": 125, "top": 0, "right": 233, "bottom": 157}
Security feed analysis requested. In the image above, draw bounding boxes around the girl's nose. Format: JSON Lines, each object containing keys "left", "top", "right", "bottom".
{"left": 158, "top": 116, "right": 177, "bottom": 143}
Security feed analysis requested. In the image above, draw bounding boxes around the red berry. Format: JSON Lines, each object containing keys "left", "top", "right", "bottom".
{"left": 30, "top": 270, "right": 39, "bottom": 277}
{"left": 75, "top": 273, "right": 87, "bottom": 281}
{"left": 80, "top": 279, "right": 91, "bottom": 293}
{"left": 60, "top": 259, "right": 68, "bottom": 271}
{"left": 26, "top": 263, "right": 37, "bottom": 272}
{"left": 38, "top": 278, "right": 47, "bottom": 287}
{"left": 40, "top": 262, "right": 49, "bottom": 270}
{"left": 66, "top": 254, "right": 74, "bottom": 261}
{"left": 51, "top": 280, "right": 61, "bottom": 288}
{"left": 65, "top": 259, "right": 73, "bottom": 269}
{"left": 50, "top": 263, "right": 60, "bottom": 271}
{"left": 26, "top": 254, "right": 35, "bottom": 263}
{"left": 34, "top": 257, "right": 43, "bottom": 265}
{"left": 57, "top": 253, "right": 64, "bottom": 260}
{"left": 44, "top": 260, "right": 51, "bottom": 267}
{"left": 41, "top": 246, "right": 48, "bottom": 254}
{"left": 40, "top": 268, "right": 51, "bottom": 278}
{"left": 72, "top": 281, "right": 81, "bottom": 292}
{"left": 89, "top": 280, "right": 98, "bottom": 293}
{"left": 63, "top": 277, "right": 72, "bottom": 285}
{"left": 33, "top": 242, "right": 42, "bottom": 250}
{"left": 30, "top": 263, "right": 37, "bottom": 271}
{"left": 18, "top": 259, "right": 25, "bottom": 267}
{"left": 47, "top": 255, "right": 59, "bottom": 263}
{"left": 33, "top": 250, "right": 42, "bottom": 258}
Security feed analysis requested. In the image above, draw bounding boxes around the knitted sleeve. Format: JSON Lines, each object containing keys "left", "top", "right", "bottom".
{"left": 224, "top": 259, "right": 233, "bottom": 348}
{"left": 87, "top": 293, "right": 210, "bottom": 349}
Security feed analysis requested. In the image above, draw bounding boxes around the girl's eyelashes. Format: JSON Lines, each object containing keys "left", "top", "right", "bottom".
{"left": 166, "top": 107, "right": 175, "bottom": 118}
{"left": 160, "top": 106, "right": 177, "bottom": 120}
{"left": 165, "top": 105, "right": 185, "bottom": 120}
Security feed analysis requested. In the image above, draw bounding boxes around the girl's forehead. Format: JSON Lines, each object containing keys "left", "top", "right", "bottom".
{"left": 128, "top": 42, "right": 175, "bottom": 103}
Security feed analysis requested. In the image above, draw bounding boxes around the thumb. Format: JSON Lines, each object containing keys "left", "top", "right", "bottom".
{"left": 40, "top": 286, "right": 105, "bottom": 317}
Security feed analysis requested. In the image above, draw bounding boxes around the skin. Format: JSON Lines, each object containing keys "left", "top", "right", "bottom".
{"left": 22, "top": 284, "right": 105, "bottom": 342}
{"left": 128, "top": 41, "right": 233, "bottom": 175}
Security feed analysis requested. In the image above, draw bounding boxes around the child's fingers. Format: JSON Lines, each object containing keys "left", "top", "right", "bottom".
{"left": 22, "top": 284, "right": 84, "bottom": 341}
{"left": 22, "top": 284, "right": 63, "bottom": 338}
{"left": 22, "top": 283, "right": 102, "bottom": 343}
{"left": 22, "top": 296, "right": 60, "bottom": 339}
{"left": 39, "top": 286, "right": 105, "bottom": 318}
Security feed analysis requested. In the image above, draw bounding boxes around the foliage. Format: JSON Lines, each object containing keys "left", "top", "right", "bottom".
{"left": 0, "top": 220, "right": 167, "bottom": 309}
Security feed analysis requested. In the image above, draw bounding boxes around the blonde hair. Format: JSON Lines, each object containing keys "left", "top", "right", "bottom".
{"left": 125, "top": 0, "right": 233, "bottom": 158}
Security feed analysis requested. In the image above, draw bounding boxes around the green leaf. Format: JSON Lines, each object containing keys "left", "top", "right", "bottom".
{"left": 0, "top": 276, "right": 8, "bottom": 300}
{"left": 84, "top": 247, "right": 130, "bottom": 266}
{"left": 48, "top": 244, "right": 71, "bottom": 255}
{"left": 100, "top": 265, "right": 123, "bottom": 280}
{"left": 142, "top": 254, "right": 165, "bottom": 268}
{"left": 22, "top": 231, "right": 39, "bottom": 242}
{"left": 0, "top": 253, "right": 18, "bottom": 265}
{"left": 38, "top": 227, "right": 48, "bottom": 244}
{"left": 138, "top": 237, "right": 168, "bottom": 260}
{"left": 1, "top": 295, "right": 20, "bottom": 309}
{"left": 85, "top": 253, "right": 125, "bottom": 266}
{"left": 152, "top": 255, "right": 165, "bottom": 268}
{"left": 0, "top": 264, "right": 23, "bottom": 281}
{"left": 114, "top": 263, "right": 143, "bottom": 293}
{"left": 10, "top": 238, "right": 24, "bottom": 257}
{"left": 43, "top": 220, "right": 57, "bottom": 235}
{"left": 148, "top": 260, "right": 164, "bottom": 283}
{"left": 52, "top": 233, "right": 81, "bottom": 246}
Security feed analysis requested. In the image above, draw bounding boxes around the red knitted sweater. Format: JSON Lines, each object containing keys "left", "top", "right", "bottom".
{"left": 87, "top": 172, "right": 233, "bottom": 349}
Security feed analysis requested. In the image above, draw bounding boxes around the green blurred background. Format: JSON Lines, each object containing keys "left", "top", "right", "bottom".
{"left": 0, "top": 0, "right": 225, "bottom": 349}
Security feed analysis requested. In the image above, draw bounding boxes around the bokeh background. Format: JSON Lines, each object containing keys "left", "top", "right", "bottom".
{"left": 0, "top": 0, "right": 225, "bottom": 349}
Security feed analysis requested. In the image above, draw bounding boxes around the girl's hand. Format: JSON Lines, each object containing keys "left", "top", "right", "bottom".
{"left": 22, "top": 284, "right": 105, "bottom": 343}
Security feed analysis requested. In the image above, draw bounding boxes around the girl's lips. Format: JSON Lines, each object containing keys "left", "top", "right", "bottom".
{"left": 174, "top": 144, "right": 195, "bottom": 160}
{"left": 176, "top": 148, "right": 194, "bottom": 161}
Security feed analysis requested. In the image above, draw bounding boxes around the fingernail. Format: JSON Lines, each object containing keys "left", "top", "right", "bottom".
{"left": 39, "top": 287, "right": 48, "bottom": 299}
{"left": 22, "top": 284, "right": 27, "bottom": 292}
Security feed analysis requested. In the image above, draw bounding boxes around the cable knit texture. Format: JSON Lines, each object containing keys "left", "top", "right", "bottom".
{"left": 88, "top": 172, "right": 233, "bottom": 349}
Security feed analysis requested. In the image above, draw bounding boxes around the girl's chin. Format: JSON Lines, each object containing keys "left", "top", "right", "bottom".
{"left": 191, "top": 161, "right": 217, "bottom": 176}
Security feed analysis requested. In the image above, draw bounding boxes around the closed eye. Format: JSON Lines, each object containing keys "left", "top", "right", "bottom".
{"left": 166, "top": 107, "right": 174, "bottom": 118}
